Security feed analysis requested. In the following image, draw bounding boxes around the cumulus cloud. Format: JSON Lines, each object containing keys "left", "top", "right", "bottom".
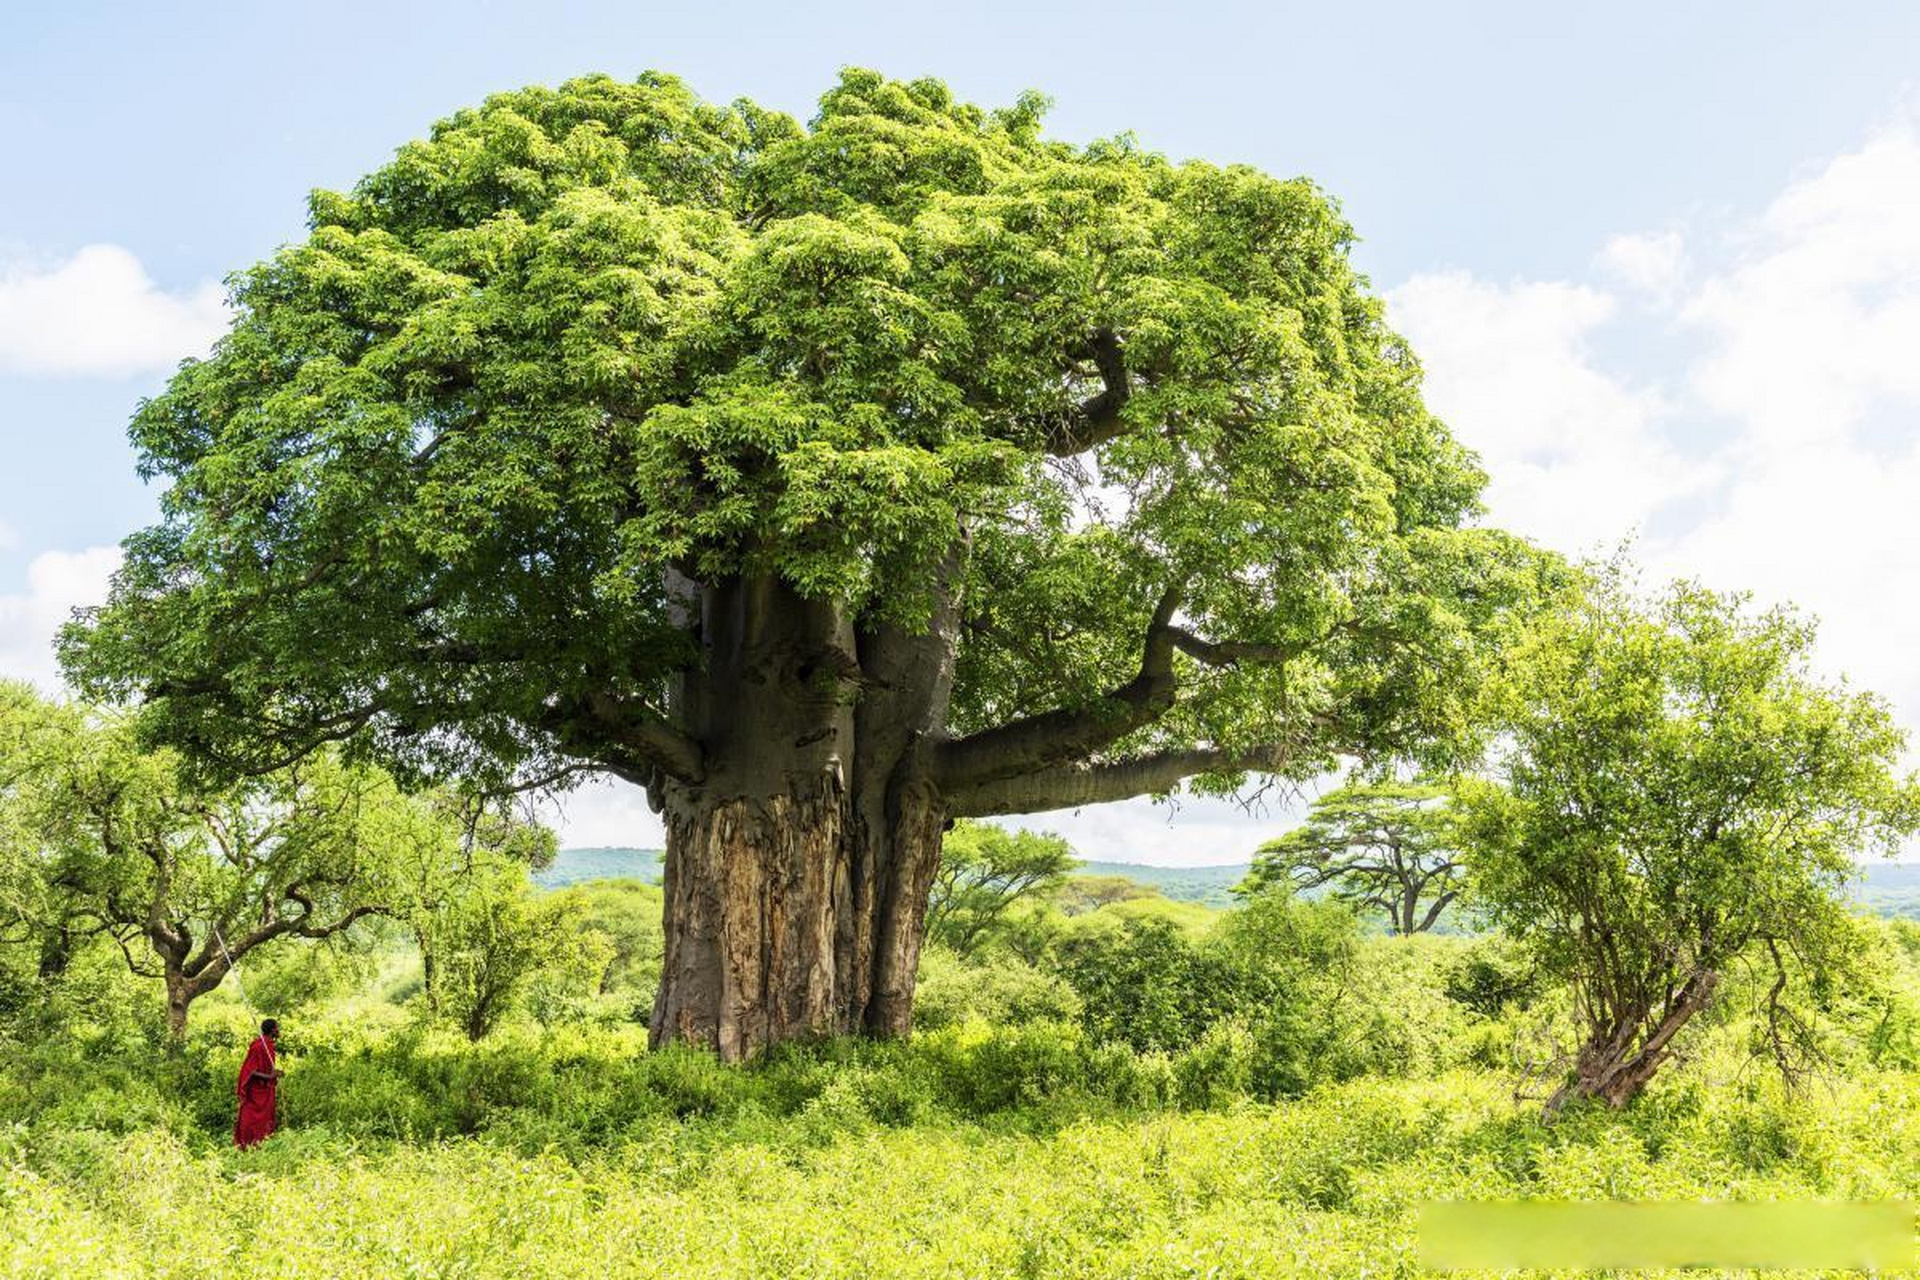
{"left": 1683, "top": 114, "right": 1920, "bottom": 449}
{"left": 1596, "top": 229, "right": 1689, "bottom": 299}
{"left": 1387, "top": 271, "right": 1700, "bottom": 553}
{"left": 1665, "top": 111, "right": 1920, "bottom": 728}
{"left": 1387, "top": 106, "right": 1920, "bottom": 765}
{"left": 0, "top": 547, "right": 122, "bottom": 693}
{"left": 0, "top": 245, "right": 229, "bottom": 378}
{"left": 985, "top": 791, "right": 1315, "bottom": 865}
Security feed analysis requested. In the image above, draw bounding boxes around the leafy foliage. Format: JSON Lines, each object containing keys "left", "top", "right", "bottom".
{"left": 1244, "top": 776, "right": 1465, "bottom": 932}
{"left": 1459, "top": 569, "right": 1920, "bottom": 1109}
{"left": 924, "top": 820, "right": 1074, "bottom": 956}
{"left": 60, "top": 68, "right": 1548, "bottom": 814}
{"left": 428, "top": 860, "right": 601, "bottom": 1040}
{"left": 0, "top": 682, "right": 457, "bottom": 1034}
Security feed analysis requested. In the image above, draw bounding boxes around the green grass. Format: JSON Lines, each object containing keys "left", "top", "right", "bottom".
{"left": 8, "top": 1067, "right": 1920, "bottom": 1278}
{"left": 11, "top": 889, "right": 1920, "bottom": 1277}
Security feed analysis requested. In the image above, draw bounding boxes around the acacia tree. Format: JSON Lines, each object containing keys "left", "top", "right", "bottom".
{"left": 1242, "top": 778, "right": 1464, "bottom": 933}
{"left": 0, "top": 682, "right": 452, "bottom": 1038}
{"left": 395, "top": 795, "right": 556, "bottom": 1014}
{"left": 924, "top": 820, "right": 1074, "bottom": 956}
{"left": 1459, "top": 574, "right": 1920, "bottom": 1113}
{"left": 64, "top": 70, "right": 1551, "bottom": 1059}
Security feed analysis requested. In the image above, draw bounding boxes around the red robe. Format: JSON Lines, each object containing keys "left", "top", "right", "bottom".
{"left": 233, "top": 1035, "right": 278, "bottom": 1148}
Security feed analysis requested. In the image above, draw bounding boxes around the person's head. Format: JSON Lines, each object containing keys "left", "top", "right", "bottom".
{"left": 260, "top": 1017, "right": 279, "bottom": 1039}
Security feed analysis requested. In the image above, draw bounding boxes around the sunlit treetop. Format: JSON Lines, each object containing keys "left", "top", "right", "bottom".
{"left": 66, "top": 69, "right": 1546, "bottom": 802}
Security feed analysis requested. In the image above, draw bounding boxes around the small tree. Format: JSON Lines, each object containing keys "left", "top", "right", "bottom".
{"left": 925, "top": 821, "right": 1075, "bottom": 957}
{"left": 1243, "top": 778, "right": 1464, "bottom": 933}
{"left": 0, "top": 683, "right": 456, "bottom": 1038}
{"left": 394, "top": 796, "right": 557, "bottom": 1014}
{"left": 1460, "top": 573, "right": 1920, "bottom": 1113}
{"left": 431, "top": 858, "right": 591, "bottom": 1040}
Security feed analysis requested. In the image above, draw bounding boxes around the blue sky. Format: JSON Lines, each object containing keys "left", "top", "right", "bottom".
{"left": 4, "top": 2, "right": 1918, "bottom": 860}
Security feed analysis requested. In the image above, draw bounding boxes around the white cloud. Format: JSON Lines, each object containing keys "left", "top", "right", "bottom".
{"left": 0, "top": 547, "right": 122, "bottom": 694}
{"left": 533, "top": 776, "right": 666, "bottom": 851}
{"left": 1683, "top": 114, "right": 1920, "bottom": 449}
{"left": 1662, "top": 111, "right": 1920, "bottom": 732}
{"left": 986, "top": 790, "right": 1315, "bottom": 867}
{"left": 0, "top": 245, "right": 229, "bottom": 378}
{"left": 1387, "top": 270, "right": 1701, "bottom": 554}
{"left": 1596, "top": 229, "right": 1688, "bottom": 298}
{"left": 1388, "top": 107, "right": 1920, "bottom": 781}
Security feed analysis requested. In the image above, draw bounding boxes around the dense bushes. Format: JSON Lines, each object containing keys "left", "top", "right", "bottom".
{"left": 13, "top": 1068, "right": 1920, "bottom": 1279}
{"left": 11, "top": 857, "right": 1920, "bottom": 1278}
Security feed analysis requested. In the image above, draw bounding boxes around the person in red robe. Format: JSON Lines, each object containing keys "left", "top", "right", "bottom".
{"left": 233, "top": 1017, "right": 281, "bottom": 1149}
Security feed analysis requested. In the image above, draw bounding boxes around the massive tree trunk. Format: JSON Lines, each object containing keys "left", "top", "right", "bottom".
{"left": 633, "top": 555, "right": 1303, "bottom": 1060}
{"left": 645, "top": 571, "right": 956, "bottom": 1060}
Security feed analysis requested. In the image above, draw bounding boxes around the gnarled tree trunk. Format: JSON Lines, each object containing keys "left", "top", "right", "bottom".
{"left": 1546, "top": 968, "right": 1720, "bottom": 1115}
{"left": 644, "top": 571, "right": 956, "bottom": 1060}
{"left": 161, "top": 961, "right": 227, "bottom": 1042}
{"left": 631, "top": 551, "right": 1306, "bottom": 1060}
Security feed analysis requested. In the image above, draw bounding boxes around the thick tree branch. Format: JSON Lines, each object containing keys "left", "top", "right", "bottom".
{"left": 937, "top": 578, "right": 1305, "bottom": 793}
{"left": 1164, "top": 628, "right": 1296, "bottom": 667}
{"left": 938, "top": 584, "right": 1182, "bottom": 790}
{"left": 946, "top": 741, "right": 1297, "bottom": 817}
{"left": 1044, "top": 329, "right": 1132, "bottom": 456}
{"left": 547, "top": 690, "right": 707, "bottom": 787}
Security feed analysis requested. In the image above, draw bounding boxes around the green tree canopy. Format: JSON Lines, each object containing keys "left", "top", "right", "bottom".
{"left": 62, "top": 70, "right": 1554, "bottom": 1056}
{"left": 1459, "top": 571, "right": 1920, "bottom": 1112}
{"left": 924, "top": 820, "right": 1075, "bottom": 957}
{"left": 0, "top": 681, "right": 462, "bottom": 1037}
{"left": 1243, "top": 778, "right": 1464, "bottom": 933}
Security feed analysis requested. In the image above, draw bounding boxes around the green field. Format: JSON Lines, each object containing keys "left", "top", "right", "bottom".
{"left": 10, "top": 875, "right": 1920, "bottom": 1278}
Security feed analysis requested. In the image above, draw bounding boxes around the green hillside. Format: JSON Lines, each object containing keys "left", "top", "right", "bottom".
{"left": 537, "top": 846, "right": 663, "bottom": 887}
{"left": 540, "top": 847, "right": 1251, "bottom": 904}
{"left": 1072, "top": 859, "right": 1250, "bottom": 906}
{"left": 541, "top": 847, "right": 1920, "bottom": 919}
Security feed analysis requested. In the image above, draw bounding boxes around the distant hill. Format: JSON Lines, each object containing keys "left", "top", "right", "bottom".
{"left": 1073, "top": 860, "right": 1249, "bottom": 906}
{"left": 1854, "top": 862, "right": 1920, "bottom": 920}
{"left": 537, "top": 847, "right": 663, "bottom": 887}
{"left": 538, "top": 846, "right": 1248, "bottom": 904}
{"left": 540, "top": 847, "right": 1920, "bottom": 920}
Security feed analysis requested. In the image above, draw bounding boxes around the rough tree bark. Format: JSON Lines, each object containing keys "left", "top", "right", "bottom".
{"left": 1545, "top": 967, "right": 1720, "bottom": 1115}
{"left": 640, "top": 566, "right": 960, "bottom": 1057}
{"left": 625, "top": 546, "right": 1308, "bottom": 1060}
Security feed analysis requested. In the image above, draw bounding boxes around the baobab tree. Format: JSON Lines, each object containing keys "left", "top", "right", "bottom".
{"left": 64, "top": 70, "right": 1551, "bottom": 1059}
